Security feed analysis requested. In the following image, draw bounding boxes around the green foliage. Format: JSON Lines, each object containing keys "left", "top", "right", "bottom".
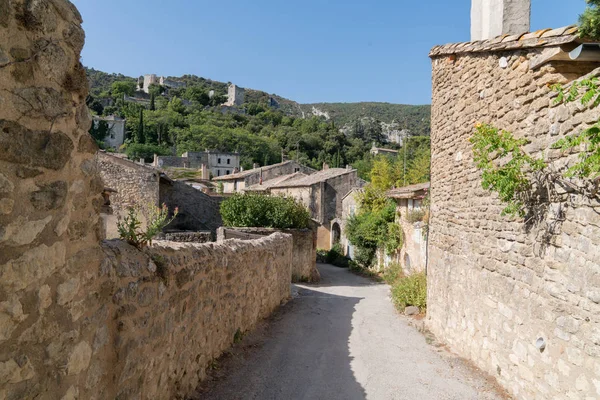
{"left": 117, "top": 204, "right": 178, "bottom": 249}
{"left": 220, "top": 193, "right": 311, "bottom": 229}
{"left": 470, "top": 123, "right": 546, "bottom": 217}
{"left": 111, "top": 80, "right": 136, "bottom": 98}
{"left": 551, "top": 79, "right": 600, "bottom": 180}
{"left": 406, "top": 209, "right": 426, "bottom": 224}
{"left": 391, "top": 272, "right": 427, "bottom": 312}
{"left": 125, "top": 143, "right": 171, "bottom": 162}
{"left": 384, "top": 222, "right": 404, "bottom": 256}
{"left": 382, "top": 262, "right": 403, "bottom": 285}
{"left": 579, "top": 0, "right": 600, "bottom": 40}
{"left": 89, "top": 120, "right": 110, "bottom": 142}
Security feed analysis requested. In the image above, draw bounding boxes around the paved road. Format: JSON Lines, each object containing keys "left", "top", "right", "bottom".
{"left": 195, "top": 264, "right": 506, "bottom": 400}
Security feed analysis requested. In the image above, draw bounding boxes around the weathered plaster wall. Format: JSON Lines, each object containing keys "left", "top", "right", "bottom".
{"left": 159, "top": 180, "right": 222, "bottom": 233}
{"left": 429, "top": 48, "right": 600, "bottom": 399}
{"left": 0, "top": 1, "right": 106, "bottom": 398}
{"left": 217, "top": 227, "right": 319, "bottom": 282}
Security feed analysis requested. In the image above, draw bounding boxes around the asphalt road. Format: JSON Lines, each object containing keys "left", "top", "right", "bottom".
{"left": 194, "top": 264, "right": 507, "bottom": 400}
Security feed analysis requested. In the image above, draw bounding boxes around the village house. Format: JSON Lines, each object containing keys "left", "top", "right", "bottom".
{"left": 154, "top": 150, "right": 240, "bottom": 178}
{"left": 212, "top": 160, "right": 315, "bottom": 194}
{"left": 92, "top": 115, "right": 126, "bottom": 149}
{"left": 268, "top": 167, "right": 364, "bottom": 249}
{"left": 98, "top": 152, "right": 222, "bottom": 237}
{"left": 387, "top": 182, "right": 429, "bottom": 273}
{"left": 427, "top": 0, "right": 600, "bottom": 398}
{"left": 339, "top": 187, "right": 363, "bottom": 258}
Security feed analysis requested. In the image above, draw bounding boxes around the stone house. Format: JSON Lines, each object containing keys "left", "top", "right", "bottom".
{"left": 339, "top": 187, "right": 363, "bottom": 258}
{"left": 92, "top": 115, "right": 126, "bottom": 149}
{"left": 370, "top": 143, "right": 399, "bottom": 157}
{"left": 154, "top": 150, "right": 240, "bottom": 178}
{"left": 268, "top": 168, "right": 363, "bottom": 249}
{"left": 212, "top": 160, "right": 315, "bottom": 194}
{"left": 387, "top": 182, "right": 429, "bottom": 274}
{"left": 98, "top": 152, "right": 222, "bottom": 236}
{"left": 428, "top": 0, "right": 600, "bottom": 398}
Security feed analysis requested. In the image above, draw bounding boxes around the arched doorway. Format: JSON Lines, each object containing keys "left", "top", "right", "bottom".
{"left": 331, "top": 222, "right": 341, "bottom": 248}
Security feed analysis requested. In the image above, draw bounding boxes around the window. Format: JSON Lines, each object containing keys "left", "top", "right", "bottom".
{"left": 217, "top": 170, "right": 221, "bottom": 176}
{"left": 226, "top": 170, "right": 230, "bottom": 175}
{"left": 294, "top": 167, "right": 300, "bottom": 173}
{"left": 218, "top": 158, "right": 221, "bottom": 164}
{"left": 227, "top": 159, "right": 231, "bottom": 165}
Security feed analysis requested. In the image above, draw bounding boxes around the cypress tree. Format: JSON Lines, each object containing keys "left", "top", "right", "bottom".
{"left": 136, "top": 108, "right": 145, "bottom": 144}
{"left": 150, "top": 93, "right": 156, "bottom": 111}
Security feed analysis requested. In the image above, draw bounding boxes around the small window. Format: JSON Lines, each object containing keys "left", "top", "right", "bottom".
{"left": 227, "top": 159, "right": 231, "bottom": 165}
{"left": 217, "top": 170, "right": 221, "bottom": 176}
{"left": 294, "top": 167, "right": 300, "bottom": 173}
{"left": 226, "top": 170, "right": 230, "bottom": 175}
{"left": 218, "top": 158, "right": 221, "bottom": 164}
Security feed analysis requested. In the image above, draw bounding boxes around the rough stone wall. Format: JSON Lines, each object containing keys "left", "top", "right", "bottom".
{"left": 95, "top": 234, "right": 292, "bottom": 399}
{"left": 159, "top": 180, "right": 223, "bottom": 233}
{"left": 429, "top": 48, "right": 600, "bottom": 399}
{"left": 322, "top": 171, "right": 359, "bottom": 224}
{"left": 155, "top": 231, "right": 212, "bottom": 243}
{"left": 98, "top": 152, "right": 159, "bottom": 214}
{"left": 396, "top": 199, "right": 427, "bottom": 274}
{"left": 0, "top": 1, "right": 106, "bottom": 398}
{"left": 217, "top": 227, "right": 319, "bottom": 282}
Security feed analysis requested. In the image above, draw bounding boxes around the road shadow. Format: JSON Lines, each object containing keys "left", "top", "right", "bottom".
{"left": 192, "top": 286, "right": 367, "bottom": 400}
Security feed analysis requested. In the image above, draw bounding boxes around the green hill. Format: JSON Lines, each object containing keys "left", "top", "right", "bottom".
{"left": 85, "top": 68, "right": 430, "bottom": 136}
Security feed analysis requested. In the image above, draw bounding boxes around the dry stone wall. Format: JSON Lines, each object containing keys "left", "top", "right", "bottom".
{"left": 429, "top": 48, "right": 600, "bottom": 399}
{"left": 218, "top": 227, "right": 320, "bottom": 282}
{"left": 97, "top": 234, "right": 292, "bottom": 399}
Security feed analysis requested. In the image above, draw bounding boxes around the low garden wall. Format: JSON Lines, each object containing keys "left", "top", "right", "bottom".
{"left": 155, "top": 230, "right": 213, "bottom": 243}
{"left": 218, "top": 227, "right": 320, "bottom": 282}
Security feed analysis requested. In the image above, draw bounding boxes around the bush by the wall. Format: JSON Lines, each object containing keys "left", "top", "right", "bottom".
{"left": 220, "top": 193, "right": 311, "bottom": 229}
{"left": 391, "top": 272, "right": 427, "bottom": 312}
{"left": 125, "top": 143, "right": 171, "bottom": 162}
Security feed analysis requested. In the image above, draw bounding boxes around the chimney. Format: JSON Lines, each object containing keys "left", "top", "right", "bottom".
{"left": 471, "top": 0, "right": 531, "bottom": 41}
{"left": 322, "top": 162, "right": 329, "bottom": 170}
{"left": 253, "top": 163, "right": 259, "bottom": 170}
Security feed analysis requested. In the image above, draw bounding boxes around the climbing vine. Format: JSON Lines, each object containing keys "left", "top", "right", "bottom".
{"left": 471, "top": 77, "right": 600, "bottom": 219}
{"left": 470, "top": 124, "right": 546, "bottom": 217}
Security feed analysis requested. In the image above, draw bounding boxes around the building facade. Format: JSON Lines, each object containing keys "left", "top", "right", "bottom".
{"left": 92, "top": 115, "right": 126, "bottom": 149}
{"left": 212, "top": 160, "right": 315, "bottom": 194}
{"left": 428, "top": 19, "right": 600, "bottom": 400}
{"left": 387, "top": 182, "right": 429, "bottom": 274}
{"left": 154, "top": 150, "right": 240, "bottom": 178}
{"left": 269, "top": 168, "right": 363, "bottom": 249}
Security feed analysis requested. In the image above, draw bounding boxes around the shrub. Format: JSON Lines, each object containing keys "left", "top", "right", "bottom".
{"left": 406, "top": 209, "right": 426, "bottom": 224}
{"left": 391, "top": 272, "right": 427, "bottom": 312}
{"left": 580, "top": 0, "right": 600, "bottom": 40}
{"left": 117, "top": 203, "right": 178, "bottom": 248}
{"left": 220, "top": 193, "right": 310, "bottom": 229}
{"left": 382, "top": 262, "right": 403, "bottom": 285}
{"left": 326, "top": 243, "right": 343, "bottom": 264}
{"left": 316, "top": 249, "right": 329, "bottom": 263}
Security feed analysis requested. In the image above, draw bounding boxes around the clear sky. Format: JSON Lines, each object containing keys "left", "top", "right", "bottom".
{"left": 73, "top": 0, "right": 586, "bottom": 105}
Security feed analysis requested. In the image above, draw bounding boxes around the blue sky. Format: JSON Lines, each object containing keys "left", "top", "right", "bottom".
{"left": 73, "top": 0, "right": 586, "bottom": 105}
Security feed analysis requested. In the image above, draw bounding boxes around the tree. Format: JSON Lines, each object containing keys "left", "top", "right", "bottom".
{"left": 150, "top": 93, "right": 156, "bottom": 111}
{"left": 111, "top": 81, "right": 136, "bottom": 98}
{"left": 580, "top": 0, "right": 600, "bottom": 39}
{"left": 89, "top": 119, "right": 110, "bottom": 142}
{"left": 135, "top": 108, "right": 145, "bottom": 144}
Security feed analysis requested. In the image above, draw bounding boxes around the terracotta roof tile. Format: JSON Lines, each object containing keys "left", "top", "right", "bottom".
{"left": 429, "top": 25, "right": 588, "bottom": 58}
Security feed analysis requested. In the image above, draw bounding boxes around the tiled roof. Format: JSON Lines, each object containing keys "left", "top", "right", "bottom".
{"left": 429, "top": 26, "right": 586, "bottom": 57}
{"left": 245, "top": 172, "right": 307, "bottom": 191}
{"left": 387, "top": 182, "right": 430, "bottom": 199}
{"left": 269, "top": 168, "right": 355, "bottom": 188}
{"left": 212, "top": 160, "right": 296, "bottom": 181}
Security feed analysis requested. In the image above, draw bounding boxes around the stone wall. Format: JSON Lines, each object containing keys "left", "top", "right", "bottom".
{"left": 217, "top": 227, "right": 320, "bottom": 282}
{"left": 94, "top": 234, "right": 292, "bottom": 399}
{"left": 159, "top": 180, "right": 223, "bottom": 233}
{"left": 155, "top": 231, "right": 212, "bottom": 243}
{"left": 0, "top": 2, "right": 295, "bottom": 399}
{"left": 429, "top": 46, "right": 600, "bottom": 398}
{"left": 0, "top": 1, "right": 106, "bottom": 398}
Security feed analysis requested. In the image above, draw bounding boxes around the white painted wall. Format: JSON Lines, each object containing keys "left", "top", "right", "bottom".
{"left": 471, "top": 0, "right": 530, "bottom": 41}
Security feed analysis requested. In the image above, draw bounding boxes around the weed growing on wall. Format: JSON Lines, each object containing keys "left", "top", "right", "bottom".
{"left": 117, "top": 203, "right": 178, "bottom": 248}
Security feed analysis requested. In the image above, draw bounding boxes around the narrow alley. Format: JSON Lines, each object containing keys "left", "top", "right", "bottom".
{"left": 195, "top": 264, "right": 508, "bottom": 400}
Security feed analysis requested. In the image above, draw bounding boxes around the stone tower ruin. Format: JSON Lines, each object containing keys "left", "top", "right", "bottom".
{"left": 471, "top": 0, "right": 531, "bottom": 41}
